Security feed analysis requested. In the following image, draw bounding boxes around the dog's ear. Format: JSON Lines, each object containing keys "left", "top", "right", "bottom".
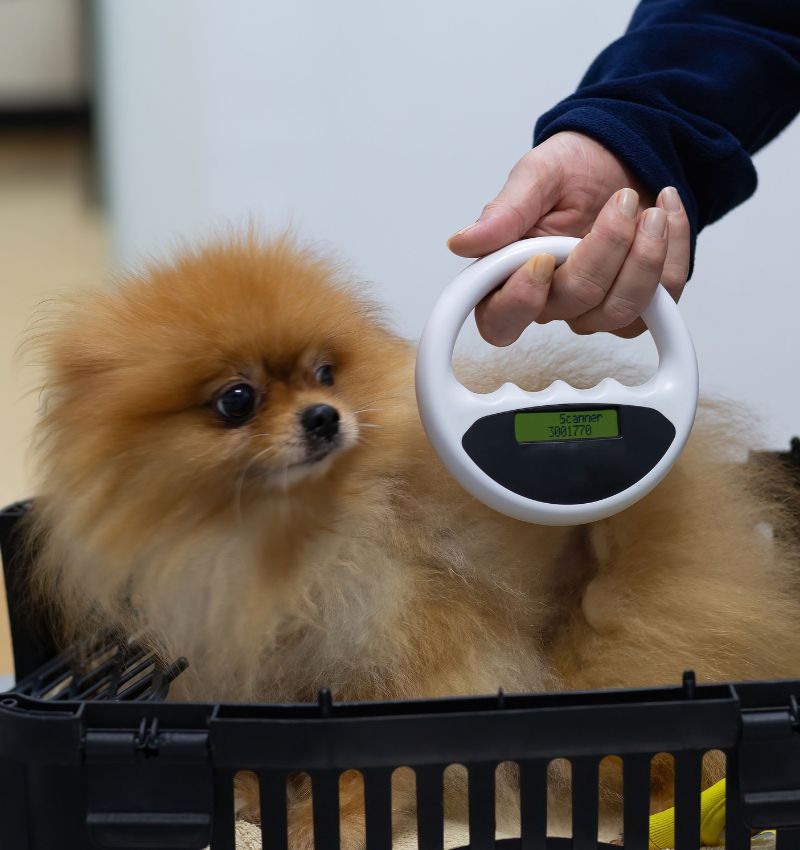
{"left": 23, "top": 289, "right": 127, "bottom": 389}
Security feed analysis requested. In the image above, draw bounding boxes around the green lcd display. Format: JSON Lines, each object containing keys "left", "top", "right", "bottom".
{"left": 514, "top": 409, "right": 619, "bottom": 443}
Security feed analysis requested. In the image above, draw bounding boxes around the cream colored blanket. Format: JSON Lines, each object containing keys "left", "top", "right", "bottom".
{"left": 218, "top": 820, "right": 776, "bottom": 849}
{"left": 227, "top": 819, "right": 489, "bottom": 849}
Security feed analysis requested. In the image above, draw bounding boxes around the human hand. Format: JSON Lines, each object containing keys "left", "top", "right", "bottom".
{"left": 448, "top": 131, "right": 691, "bottom": 343}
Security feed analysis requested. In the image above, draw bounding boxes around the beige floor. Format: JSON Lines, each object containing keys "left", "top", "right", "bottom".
{"left": 0, "top": 129, "right": 108, "bottom": 677}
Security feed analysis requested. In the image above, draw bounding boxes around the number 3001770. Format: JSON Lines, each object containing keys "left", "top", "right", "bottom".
{"left": 548, "top": 424, "right": 592, "bottom": 438}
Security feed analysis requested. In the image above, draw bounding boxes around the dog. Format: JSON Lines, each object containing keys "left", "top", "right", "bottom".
{"left": 25, "top": 235, "right": 800, "bottom": 846}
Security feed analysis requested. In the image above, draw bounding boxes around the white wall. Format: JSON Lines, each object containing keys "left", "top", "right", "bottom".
{"left": 98, "top": 0, "right": 800, "bottom": 450}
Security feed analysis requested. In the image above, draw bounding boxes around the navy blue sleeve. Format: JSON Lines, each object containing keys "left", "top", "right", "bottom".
{"left": 534, "top": 0, "right": 800, "bottom": 268}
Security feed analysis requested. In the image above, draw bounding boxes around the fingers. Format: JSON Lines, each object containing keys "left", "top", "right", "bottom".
{"left": 448, "top": 148, "right": 562, "bottom": 258}
{"left": 655, "top": 186, "right": 690, "bottom": 303}
{"left": 569, "top": 186, "right": 689, "bottom": 337}
{"left": 567, "top": 206, "right": 668, "bottom": 335}
{"left": 475, "top": 254, "right": 556, "bottom": 346}
{"left": 467, "top": 183, "right": 691, "bottom": 345}
{"left": 537, "top": 188, "right": 640, "bottom": 322}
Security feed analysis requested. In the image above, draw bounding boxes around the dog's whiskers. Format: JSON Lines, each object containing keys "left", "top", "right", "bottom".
{"left": 233, "top": 444, "right": 281, "bottom": 526}
{"left": 352, "top": 391, "right": 404, "bottom": 408}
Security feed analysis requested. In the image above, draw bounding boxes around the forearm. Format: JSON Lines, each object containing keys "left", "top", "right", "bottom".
{"left": 534, "top": 0, "right": 800, "bottom": 265}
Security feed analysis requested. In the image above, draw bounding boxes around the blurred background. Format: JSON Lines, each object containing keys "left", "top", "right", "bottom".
{"left": 0, "top": 0, "right": 798, "bottom": 680}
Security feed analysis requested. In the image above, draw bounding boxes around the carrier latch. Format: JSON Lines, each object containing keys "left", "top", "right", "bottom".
{"left": 84, "top": 720, "right": 213, "bottom": 849}
{"left": 739, "top": 695, "right": 800, "bottom": 830}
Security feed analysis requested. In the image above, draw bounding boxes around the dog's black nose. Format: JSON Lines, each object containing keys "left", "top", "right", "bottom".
{"left": 301, "top": 404, "right": 340, "bottom": 441}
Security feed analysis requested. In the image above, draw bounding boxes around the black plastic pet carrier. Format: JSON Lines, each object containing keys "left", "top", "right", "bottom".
{"left": 1, "top": 440, "right": 800, "bottom": 850}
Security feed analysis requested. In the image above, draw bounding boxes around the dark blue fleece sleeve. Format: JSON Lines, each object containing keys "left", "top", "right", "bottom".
{"left": 534, "top": 0, "right": 800, "bottom": 267}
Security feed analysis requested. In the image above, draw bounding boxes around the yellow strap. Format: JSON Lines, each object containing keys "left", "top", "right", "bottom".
{"left": 649, "top": 804, "right": 677, "bottom": 850}
{"left": 648, "top": 779, "right": 727, "bottom": 849}
{"left": 699, "top": 779, "right": 727, "bottom": 846}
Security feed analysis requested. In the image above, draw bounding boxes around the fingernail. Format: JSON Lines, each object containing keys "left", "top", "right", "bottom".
{"left": 448, "top": 221, "right": 479, "bottom": 244}
{"left": 660, "top": 186, "right": 682, "bottom": 212}
{"left": 525, "top": 253, "right": 555, "bottom": 283}
{"left": 617, "top": 188, "right": 638, "bottom": 219}
{"left": 643, "top": 207, "right": 668, "bottom": 237}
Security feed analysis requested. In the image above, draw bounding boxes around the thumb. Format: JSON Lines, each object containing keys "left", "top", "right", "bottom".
{"left": 448, "top": 150, "right": 560, "bottom": 257}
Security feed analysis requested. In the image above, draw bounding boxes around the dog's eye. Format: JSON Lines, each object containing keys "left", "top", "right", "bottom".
{"left": 315, "top": 364, "right": 334, "bottom": 386}
{"left": 215, "top": 383, "right": 258, "bottom": 426}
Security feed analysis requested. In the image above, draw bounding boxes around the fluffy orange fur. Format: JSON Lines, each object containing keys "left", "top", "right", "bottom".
{"left": 25, "top": 237, "right": 800, "bottom": 845}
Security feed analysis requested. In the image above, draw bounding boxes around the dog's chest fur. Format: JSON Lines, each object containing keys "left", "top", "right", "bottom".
{"left": 164, "top": 489, "right": 580, "bottom": 704}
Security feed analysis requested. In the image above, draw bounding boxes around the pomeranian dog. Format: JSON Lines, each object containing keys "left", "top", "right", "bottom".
{"left": 25, "top": 236, "right": 800, "bottom": 846}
